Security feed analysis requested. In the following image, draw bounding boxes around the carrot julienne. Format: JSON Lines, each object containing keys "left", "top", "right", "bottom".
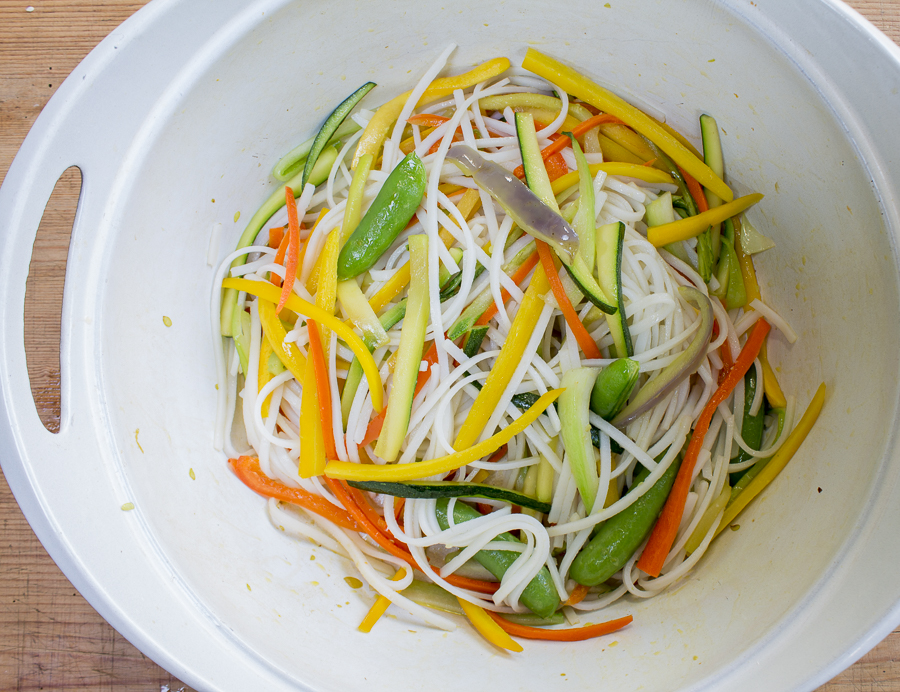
{"left": 277, "top": 186, "right": 300, "bottom": 314}
{"left": 636, "top": 318, "right": 772, "bottom": 577}
{"left": 536, "top": 240, "right": 602, "bottom": 359}
{"left": 486, "top": 611, "right": 634, "bottom": 642}
{"left": 307, "top": 320, "right": 337, "bottom": 460}
{"left": 678, "top": 165, "right": 710, "bottom": 213}
{"left": 228, "top": 456, "right": 358, "bottom": 531}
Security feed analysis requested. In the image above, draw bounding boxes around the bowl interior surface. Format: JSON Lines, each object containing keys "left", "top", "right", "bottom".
{"left": 57, "top": 0, "right": 900, "bottom": 689}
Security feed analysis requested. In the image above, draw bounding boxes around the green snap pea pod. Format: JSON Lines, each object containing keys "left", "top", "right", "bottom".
{"left": 590, "top": 358, "right": 640, "bottom": 420}
{"left": 435, "top": 498, "right": 560, "bottom": 618}
{"left": 569, "top": 453, "right": 682, "bottom": 586}
{"left": 729, "top": 368, "right": 766, "bottom": 486}
{"left": 336, "top": 152, "right": 426, "bottom": 280}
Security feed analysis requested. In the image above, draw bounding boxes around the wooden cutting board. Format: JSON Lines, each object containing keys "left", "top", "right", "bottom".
{"left": 0, "top": 1, "right": 898, "bottom": 690}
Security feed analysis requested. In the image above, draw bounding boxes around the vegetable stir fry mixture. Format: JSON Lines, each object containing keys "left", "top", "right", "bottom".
{"left": 212, "top": 45, "right": 825, "bottom": 649}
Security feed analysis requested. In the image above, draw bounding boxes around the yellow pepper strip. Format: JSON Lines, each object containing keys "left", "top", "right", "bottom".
{"left": 299, "top": 208, "right": 331, "bottom": 295}
{"left": 367, "top": 188, "right": 482, "bottom": 314}
{"left": 654, "top": 116, "right": 704, "bottom": 160}
{"left": 457, "top": 598, "right": 523, "bottom": 652}
{"left": 551, "top": 163, "right": 675, "bottom": 195}
{"left": 715, "top": 382, "right": 826, "bottom": 537}
{"left": 314, "top": 231, "right": 342, "bottom": 357}
{"left": 453, "top": 267, "right": 552, "bottom": 450}
{"left": 353, "top": 57, "right": 511, "bottom": 168}
{"left": 258, "top": 298, "right": 307, "bottom": 382}
{"left": 357, "top": 568, "right": 407, "bottom": 633}
{"left": 734, "top": 221, "right": 787, "bottom": 408}
{"left": 597, "top": 135, "right": 645, "bottom": 165}
{"left": 258, "top": 333, "right": 275, "bottom": 419}
{"left": 326, "top": 389, "right": 562, "bottom": 482}
{"left": 298, "top": 347, "right": 326, "bottom": 478}
{"left": 647, "top": 193, "right": 764, "bottom": 246}
{"left": 223, "top": 278, "right": 383, "bottom": 412}
{"left": 597, "top": 122, "right": 657, "bottom": 161}
{"left": 522, "top": 48, "right": 733, "bottom": 203}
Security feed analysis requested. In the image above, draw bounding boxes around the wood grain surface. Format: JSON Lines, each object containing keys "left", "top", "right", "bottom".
{"left": 1, "top": 1, "right": 898, "bottom": 690}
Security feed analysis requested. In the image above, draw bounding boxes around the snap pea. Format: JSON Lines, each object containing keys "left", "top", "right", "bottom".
{"left": 336, "top": 152, "right": 426, "bottom": 280}
{"left": 590, "top": 358, "right": 640, "bottom": 420}
{"left": 729, "top": 368, "right": 766, "bottom": 487}
{"left": 435, "top": 498, "right": 560, "bottom": 618}
{"left": 569, "top": 453, "right": 681, "bottom": 586}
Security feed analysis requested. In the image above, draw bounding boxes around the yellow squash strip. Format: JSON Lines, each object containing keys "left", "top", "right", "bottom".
{"left": 654, "top": 116, "right": 704, "bottom": 160}
{"left": 301, "top": 209, "right": 332, "bottom": 295}
{"left": 367, "top": 188, "right": 482, "bottom": 314}
{"left": 258, "top": 333, "right": 276, "bottom": 419}
{"left": 522, "top": 48, "right": 733, "bottom": 203}
{"left": 551, "top": 163, "right": 675, "bottom": 195}
{"left": 258, "top": 298, "right": 307, "bottom": 382}
{"left": 647, "top": 193, "right": 764, "bottom": 246}
{"left": 314, "top": 230, "right": 343, "bottom": 357}
{"left": 223, "top": 278, "right": 384, "bottom": 412}
{"left": 457, "top": 598, "right": 523, "bottom": 652}
{"left": 357, "top": 568, "right": 407, "bottom": 633}
{"left": 353, "top": 57, "right": 511, "bottom": 168}
{"left": 325, "top": 389, "right": 562, "bottom": 482}
{"left": 342, "top": 153, "right": 374, "bottom": 239}
{"left": 598, "top": 122, "right": 657, "bottom": 161}
{"left": 453, "top": 266, "right": 552, "bottom": 451}
{"left": 715, "top": 382, "right": 826, "bottom": 536}
{"left": 735, "top": 225, "right": 787, "bottom": 408}
{"left": 298, "top": 349, "right": 326, "bottom": 478}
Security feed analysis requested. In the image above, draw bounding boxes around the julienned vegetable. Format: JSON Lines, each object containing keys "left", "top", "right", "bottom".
{"left": 213, "top": 46, "right": 820, "bottom": 651}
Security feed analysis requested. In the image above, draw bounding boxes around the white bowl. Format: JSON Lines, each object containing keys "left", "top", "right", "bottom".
{"left": 2, "top": 0, "right": 899, "bottom": 690}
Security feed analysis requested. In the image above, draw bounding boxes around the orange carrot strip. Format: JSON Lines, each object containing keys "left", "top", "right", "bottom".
{"left": 268, "top": 226, "right": 285, "bottom": 249}
{"left": 513, "top": 113, "right": 623, "bottom": 177}
{"left": 307, "top": 320, "right": 337, "bottom": 460}
{"left": 277, "top": 186, "right": 301, "bottom": 314}
{"left": 475, "top": 250, "right": 540, "bottom": 327}
{"left": 228, "top": 456, "right": 358, "bottom": 531}
{"left": 324, "top": 476, "right": 500, "bottom": 595}
{"left": 637, "top": 318, "right": 771, "bottom": 577}
{"left": 270, "top": 229, "right": 290, "bottom": 289}
{"left": 536, "top": 240, "right": 602, "bottom": 359}
{"left": 486, "top": 611, "right": 633, "bottom": 642}
{"left": 677, "top": 165, "right": 709, "bottom": 213}
{"left": 563, "top": 583, "right": 591, "bottom": 607}
{"left": 543, "top": 152, "right": 569, "bottom": 182}
{"left": 407, "top": 113, "right": 450, "bottom": 127}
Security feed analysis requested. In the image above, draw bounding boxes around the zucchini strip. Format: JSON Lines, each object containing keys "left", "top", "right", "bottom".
{"left": 348, "top": 480, "right": 551, "bottom": 513}
{"left": 374, "top": 234, "right": 430, "bottom": 462}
